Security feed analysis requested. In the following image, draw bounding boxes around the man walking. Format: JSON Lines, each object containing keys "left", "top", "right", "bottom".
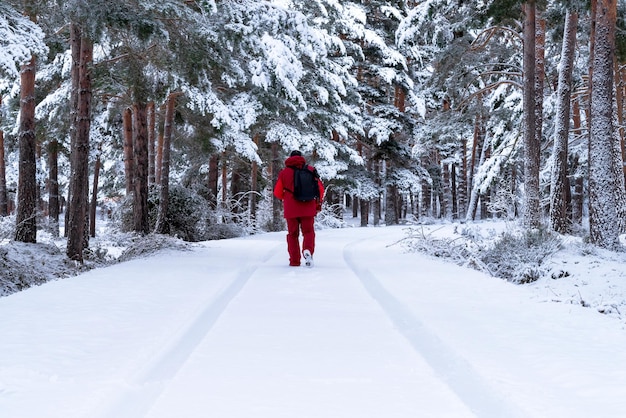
{"left": 273, "top": 150, "right": 324, "bottom": 267}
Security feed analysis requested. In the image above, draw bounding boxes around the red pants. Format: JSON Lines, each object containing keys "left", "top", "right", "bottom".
{"left": 286, "top": 216, "right": 315, "bottom": 266}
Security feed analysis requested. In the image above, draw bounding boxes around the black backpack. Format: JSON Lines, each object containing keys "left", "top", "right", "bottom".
{"left": 292, "top": 166, "right": 320, "bottom": 202}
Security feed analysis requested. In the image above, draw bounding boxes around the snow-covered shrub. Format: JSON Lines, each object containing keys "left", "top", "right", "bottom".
{"left": 401, "top": 225, "right": 474, "bottom": 262}
{"left": 477, "top": 228, "right": 562, "bottom": 284}
{"left": 153, "top": 185, "right": 213, "bottom": 242}
{"left": 315, "top": 203, "right": 348, "bottom": 229}
{"left": 0, "top": 215, "right": 15, "bottom": 241}
{"left": 211, "top": 192, "right": 261, "bottom": 238}
{"left": 402, "top": 224, "right": 562, "bottom": 284}
{"left": 112, "top": 185, "right": 246, "bottom": 242}
{"left": 116, "top": 233, "right": 191, "bottom": 262}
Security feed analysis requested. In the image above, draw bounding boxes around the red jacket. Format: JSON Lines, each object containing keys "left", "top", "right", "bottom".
{"left": 273, "top": 155, "right": 324, "bottom": 219}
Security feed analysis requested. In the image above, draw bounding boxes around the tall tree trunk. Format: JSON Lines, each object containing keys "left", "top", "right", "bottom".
{"left": 64, "top": 23, "right": 81, "bottom": 237}
{"left": 549, "top": 9, "right": 578, "bottom": 234}
{"left": 466, "top": 128, "right": 490, "bottom": 221}
{"left": 589, "top": 0, "right": 621, "bottom": 249}
{"left": 373, "top": 160, "right": 381, "bottom": 225}
{"left": 208, "top": 154, "right": 219, "bottom": 207}
{"left": 571, "top": 100, "right": 584, "bottom": 226}
{"left": 155, "top": 130, "right": 164, "bottom": 185}
{"left": 15, "top": 54, "right": 37, "bottom": 243}
{"left": 66, "top": 32, "right": 93, "bottom": 260}
{"left": 451, "top": 163, "right": 458, "bottom": 219}
{"left": 457, "top": 139, "right": 468, "bottom": 219}
{"left": 271, "top": 143, "right": 282, "bottom": 231}
{"left": 147, "top": 101, "right": 156, "bottom": 185}
{"left": 360, "top": 198, "right": 369, "bottom": 226}
{"left": 249, "top": 134, "right": 259, "bottom": 224}
{"left": 123, "top": 107, "right": 134, "bottom": 194}
{"left": 155, "top": 93, "right": 177, "bottom": 234}
{"left": 221, "top": 151, "right": 228, "bottom": 207}
{"left": 615, "top": 62, "right": 626, "bottom": 186}
{"left": 0, "top": 121, "right": 7, "bottom": 217}
{"left": 522, "top": 0, "right": 541, "bottom": 229}
{"left": 48, "top": 139, "right": 60, "bottom": 236}
{"left": 132, "top": 102, "right": 149, "bottom": 234}
{"left": 443, "top": 163, "right": 452, "bottom": 219}
{"left": 535, "top": 15, "right": 546, "bottom": 155}
{"left": 89, "top": 151, "right": 100, "bottom": 237}
{"left": 385, "top": 184, "right": 398, "bottom": 225}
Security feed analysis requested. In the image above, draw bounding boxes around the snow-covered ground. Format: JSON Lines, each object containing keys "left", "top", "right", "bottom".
{"left": 1, "top": 221, "right": 626, "bottom": 417}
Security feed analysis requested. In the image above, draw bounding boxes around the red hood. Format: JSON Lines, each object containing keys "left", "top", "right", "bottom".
{"left": 285, "top": 155, "right": 306, "bottom": 169}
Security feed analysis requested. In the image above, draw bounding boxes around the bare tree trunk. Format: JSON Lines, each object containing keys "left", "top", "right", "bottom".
{"left": 249, "top": 134, "right": 259, "bottom": 224}
{"left": 208, "top": 154, "right": 219, "bottom": 207}
{"left": 466, "top": 128, "right": 490, "bottom": 221}
{"left": 89, "top": 151, "right": 100, "bottom": 237}
{"left": 221, "top": 151, "right": 228, "bottom": 207}
{"left": 0, "top": 123, "right": 7, "bottom": 217}
{"left": 522, "top": 0, "right": 541, "bottom": 229}
{"left": 64, "top": 23, "right": 80, "bottom": 236}
{"left": 442, "top": 163, "right": 452, "bottom": 219}
{"left": 132, "top": 102, "right": 149, "bottom": 234}
{"left": 155, "top": 93, "right": 177, "bottom": 234}
{"left": 66, "top": 31, "right": 93, "bottom": 260}
{"left": 15, "top": 54, "right": 38, "bottom": 243}
{"left": 271, "top": 143, "right": 282, "bottom": 231}
{"left": 589, "top": 0, "right": 621, "bottom": 249}
{"left": 360, "top": 198, "right": 369, "bottom": 226}
{"left": 451, "top": 163, "right": 458, "bottom": 219}
{"left": 147, "top": 101, "right": 156, "bottom": 185}
{"left": 535, "top": 15, "right": 546, "bottom": 156}
{"left": 615, "top": 61, "right": 626, "bottom": 186}
{"left": 571, "top": 101, "right": 584, "bottom": 226}
{"left": 155, "top": 131, "right": 163, "bottom": 185}
{"left": 48, "top": 139, "right": 60, "bottom": 236}
{"left": 373, "top": 160, "right": 381, "bottom": 225}
{"left": 465, "top": 116, "right": 485, "bottom": 221}
{"left": 549, "top": 9, "right": 577, "bottom": 234}
{"left": 123, "top": 107, "right": 134, "bottom": 194}
{"left": 457, "top": 139, "right": 468, "bottom": 218}
{"left": 385, "top": 184, "right": 398, "bottom": 225}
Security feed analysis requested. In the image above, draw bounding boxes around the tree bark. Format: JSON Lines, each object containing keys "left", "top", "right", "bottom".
{"left": 522, "top": 0, "right": 541, "bottom": 229}
{"left": 589, "top": 0, "right": 621, "bottom": 249}
{"left": 15, "top": 55, "right": 37, "bottom": 243}
{"left": 89, "top": 151, "right": 100, "bottom": 237}
{"left": 451, "top": 163, "right": 458, "bottom": 220}
{"left": 250, "top": 134, "right": 259, "bottom": 224}
{"left": 457, "top": 139, "right": 468, "bottom": 219}
{"left": 123, "top": 107, "right": 134, "bottom": 194}
{"left": 155, "top": 93, "right": 177, "bottom": 234}
{"left": 132, "top": 102, "right": 150, "bottom": 234}
{"left": 0, "top": 121, "right": 7, "bottom": 216}
{"left": 48, "top": 139, "right": 60, "bottom": 236}
{"left": 64, "top": 23, "right": 81, "bottom": 237}
{"left": 147, "top": 101, "right": 156, "bottom": 185}
{"left": 271, "top": 143, "right": 282, "bottom": 231}
{"left": 571, "top": 101, "right": 584, "bottom": 226}
{"left": 549, "top": 9, "right": 577, "bottom": 234}
{"left": 66, "top": 32, "right": 93, "bottom": 260}
{"left": 466, "top": 125, "right": 489, "bottom": 221}
{"left": 208, "top": 154, "right": 219, "bottom": 207}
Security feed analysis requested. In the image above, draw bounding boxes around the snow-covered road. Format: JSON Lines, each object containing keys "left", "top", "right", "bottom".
{"left": 1, "top": 226, "right": 626, "bottom": 417}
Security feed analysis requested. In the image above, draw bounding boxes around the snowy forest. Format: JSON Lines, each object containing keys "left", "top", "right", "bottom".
{"left": 1, "top": 0, "right": 626, "bottom": 267}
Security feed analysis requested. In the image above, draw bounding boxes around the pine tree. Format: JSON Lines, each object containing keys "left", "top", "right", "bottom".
{"left": 549, "top": 9, "right": 578, "bottom": 234}
{"left": 589, "top": 0, "right": 623, "bottom": 249}
{"left": 14, "top": 3, "right": 39, "bottom": 243}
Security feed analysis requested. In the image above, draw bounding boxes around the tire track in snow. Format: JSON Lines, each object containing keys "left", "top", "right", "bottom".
{"left": 98, "top": 243, "right": 281, "bottom": 418}
{"left": 343, "top": 238, "right": 525, "bottom": 418}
